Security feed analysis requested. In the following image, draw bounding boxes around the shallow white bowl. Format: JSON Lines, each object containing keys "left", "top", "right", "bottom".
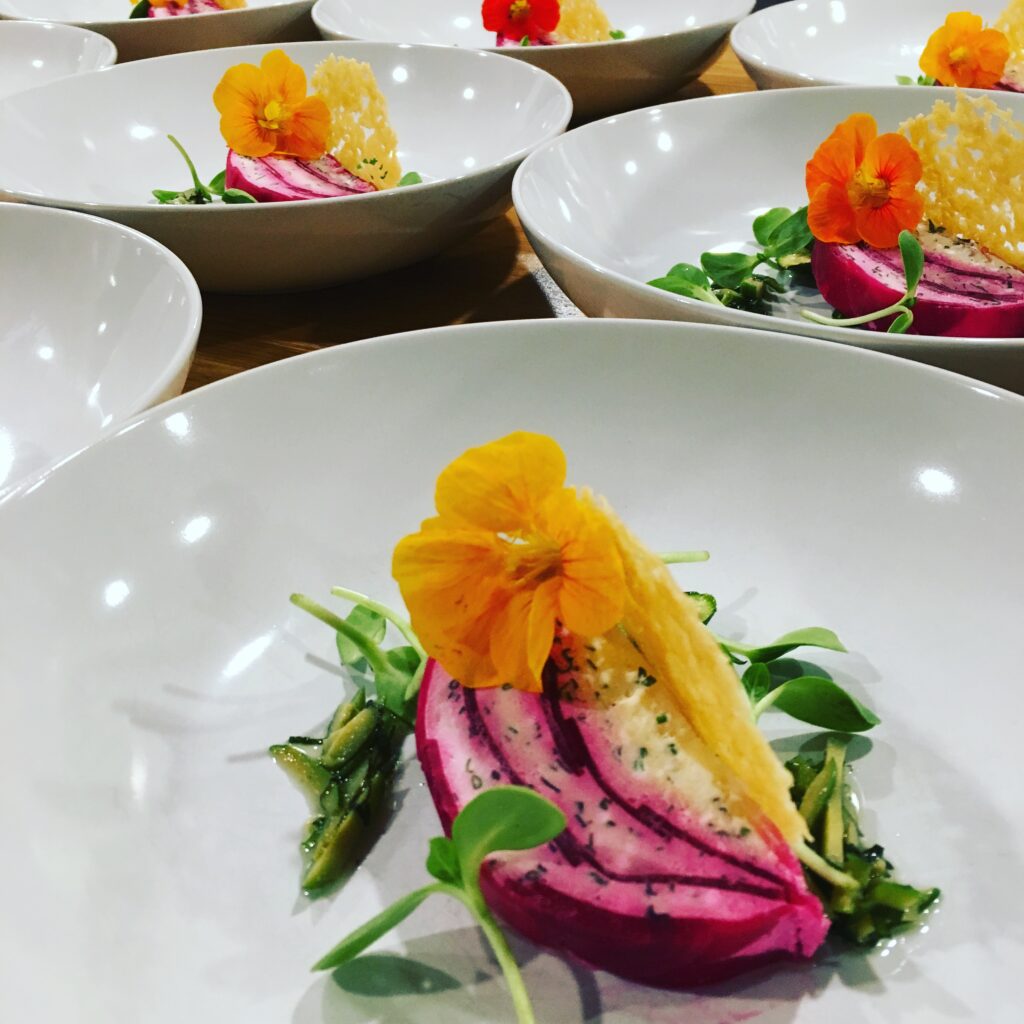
{"left": 0, "top": 203, "right": 201, "bottom": 495}
{"left": 0, "top": 318, "right": 1020, "bottom": 1022}
{"left": 313, "top": 0, "right": 754, "bottom": 120}
{"left": 0, "top": 0, "right": 317, "bottom": 63}
{"left": 513, "top": 85, "right": 1024, "bottom": 392}
{"left": 0, "top": 40, "right": 572, "bottom": 292}
{"left": 732, "top": 0, "right": 1006, "bottom": 90}
{"left": 0, "top": 21, "right": 117, "bottom": 100}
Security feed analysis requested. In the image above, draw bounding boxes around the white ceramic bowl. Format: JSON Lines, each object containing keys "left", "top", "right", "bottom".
{"left": 513, "top": 85, "right": 1024, "bottom": 392}
{"left": 0, "top": 40, "right": 572, "bottom": 292}
{"left": 0, "top": 21, "right": 117, "bottom": 100}
{"left": 0, "top": 0, "right": 317, "bottom": 63}
{"left": 313, "top": 0, "right": 754, "bottom": 120}
{"left": 0, "top": 318, "right": 1020, "bottom": 1022}
{"left": 0, "top": 203, "right": 201, "bottom": 496}
{"left": 732, "top": 0, "right": 1006, "bottom": 90}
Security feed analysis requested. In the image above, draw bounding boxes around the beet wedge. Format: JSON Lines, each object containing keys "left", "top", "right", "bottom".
{"left": 418, "top": 625, "right": 829, "bottom": 988}
{"left": 225, "top": 151, "right": 377, "bottom": 203}
{"left": 813, "top": 233, "right": 1024, "bottom": 337}
{"left": 148, "top": 0, "right": 226, "bottom": 16}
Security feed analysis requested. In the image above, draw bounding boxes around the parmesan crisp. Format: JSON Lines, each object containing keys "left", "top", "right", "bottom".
{"left": 556, "top": 0, "right": 613, "bottom": 43}
{"left": 996, "top": 0, "right": 1024, "bottom": 61}
{"left": 311, "top": 55, "right": 401, "bottom": 190}
{"left": 900, "top": 93, "right": 1024, "bottom": 270}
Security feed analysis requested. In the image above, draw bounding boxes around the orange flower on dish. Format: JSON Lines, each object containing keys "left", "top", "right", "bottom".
{"left": 920, "top": 12, "right": 1009, "bottom": 89}
{"left": 392, "top": 432, "right": 626, "bottom": 693}
{"left": 805, "top": 113, "right": 924, "bottom": 250}
{"left": 147, "top": 0, "right": 188, "bottom": 6}
{"left": 212, "top": 49, "right": 330, "bottom": 159}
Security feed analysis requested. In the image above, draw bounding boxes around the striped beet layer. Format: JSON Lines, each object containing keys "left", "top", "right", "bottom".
{"left": 813, "top": 236, "right": 1024, "bottom": 337}
{"left": 225, "top": 151, "right": 377, "bottom": 203}
{"left": 148, "top": 0, "right": 224, "bottom": 16}
{"left": 416, "top": 640, "right": 828, "bottom": 988}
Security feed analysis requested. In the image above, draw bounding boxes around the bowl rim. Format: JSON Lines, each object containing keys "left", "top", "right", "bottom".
{"left": 311, "top": 0, "right": 756, "bottom": 52}
{"left": 512, "top": 84, "right": 1024, "bottom": 351}
{"left": 0, "top": 39, "right": 573, "bottom": 215}
{"left": 0, "top": 202, "right": 203, "bottom": 480}
{"left": 0, "top": 19, "right": 119, "bottom": 67}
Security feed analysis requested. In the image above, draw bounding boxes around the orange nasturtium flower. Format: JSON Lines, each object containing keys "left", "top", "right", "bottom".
{"left": 392, "top": 432, "right": 626, "bottom": 693}
{"left": 147, "top": 0, "right": 188, "bottom": 7}
{"left": 805, "top": 113, "right": 924, "bottom": 250}
{"left": 212, "top": 49, "right": 330, "bottom": 159}
{"left": 920, "top": 12, "right": 1010, "bottom": 89}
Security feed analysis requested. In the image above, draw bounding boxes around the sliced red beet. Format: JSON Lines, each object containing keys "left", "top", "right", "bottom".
{"left": 416, "top": 641, "right": 828, "bottom": 989}
{"left": 148, "top": 0, "right": 225, "bottom": 17}
{"left": 224, "top": 151, "right": 377, "bottom": 203}
{"left": 813, "top": 235, "right": 1024, "bottom": 338}
{"left": 495, "top": 33, "right": 556, "bottom": 46}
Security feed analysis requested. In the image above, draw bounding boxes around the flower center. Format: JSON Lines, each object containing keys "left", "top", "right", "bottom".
{"left": 509, "top": 0, "right": 531, "bottom": 21}
{"left": 505, "top": 534, "right": 562, "bottom": 586}
{"left": 258, "top": 99, "right": 289, "bottom": 132}
{"left": 948, "top": 44, "right": 972, "bottom": 67}
{"left": 847, "top": 168, "right": 891, "bottom": 210}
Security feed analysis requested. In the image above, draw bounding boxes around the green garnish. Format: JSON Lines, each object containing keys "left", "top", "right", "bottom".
{"left": 153, "top": 135, "right": 256, "bottom": 206}
{"left": 896, "top": 74, "right": 938, "bottom": 86}
{"left": 802, "top": 229, "right": 924, "bottom": 335}
{"left": 610, "top": 29, "right": 626, "bottom": 40}
{"left": 129, "top": 0, "right": 152, "bottom": 18}
{"left": 648, "top": 206, "right": 814, "bottom": 314}
{"left": 398, "top": 171, "right": 424, "bottom": 187}
{"left": 788, "top": 739, "right": 940, "bottom": 945}
{"left": 313, "top": 786, "right": 566, "bottom": 1024}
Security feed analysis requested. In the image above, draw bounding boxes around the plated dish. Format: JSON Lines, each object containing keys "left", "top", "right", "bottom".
{"left": 513, "top": 85, "right": 1024, "bottom": 392}
{"left": 312, "top": 0, "right": 754, "bottom": 120}
{"left": 0, "top": 20, "right": 117, "bottom": 100}
{"left": 732, "top": 0, "right": 1008, "bottom": 90}
{"left": 0, "top": 40, "right": 571, "bottom": 291}
{"left": 0, "top": 318, "right": 1019, "bottom": 1023}
{"left": 0, "top": 0, "right": 316, "bottom": 63}
{"left": 0, "top": 203, "right": 200, "bottom": 497}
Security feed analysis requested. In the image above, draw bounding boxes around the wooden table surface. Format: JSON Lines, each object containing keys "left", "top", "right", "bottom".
{"left": 184, "top": 48, "right": 756, "bottom": 392}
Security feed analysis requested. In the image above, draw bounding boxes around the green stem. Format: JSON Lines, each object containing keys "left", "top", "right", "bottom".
{"left": 660, "top": 550, "right": 711, "bottom": 564}
{"left": 290, "top": 593, "right": 395, "bottom": 683}
{"left": 797, "top": 843, "right": 859, "bottom": 890}
{"left": 751, "top": 686, "right": 783, "bottom": 721}
{"left": 167, "top": 134, "right": 209, "bottom": 198}
{"left": 455, "top": 888, "right": 538, "bottom": 1024}
{"left": 801, "top": 298, "right": 910, "bottom": 329}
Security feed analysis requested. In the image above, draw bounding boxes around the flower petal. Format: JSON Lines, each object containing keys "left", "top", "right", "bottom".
{"left": 862, "top": 133, "right": 923, "bottom": 189}
{"left": 807, "top": 181, "right": 861, "bottom": 244}
{"left": 826, "top": 113, "right": 877, "bottom": 166}
{"left": 275, "top": 95, "right": 330, "bottom": 159}
{"left": 219, "top": 110, "right": 276, "bottom": 158}
{"left": 435, "top": 432, "right": 566, "bottom": 532}
{"left": 806, "top": 134, "right": 860, "bottom": 201}
{"left": 213, "top": 61, "right": 265, "bottom": 117}
{"left": 261, "top": 48, "right": 309, "bottom": 108}
{"left": 854, "top": 193, "right": 924, "bottom": 249}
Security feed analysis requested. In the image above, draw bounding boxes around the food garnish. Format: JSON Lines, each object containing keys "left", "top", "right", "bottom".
{"left": 650, "top": 93, "right": 1024, "bottom": 338}
{"left": 482, "top": 0, "right": 623, "bottom": 47}
{"left": 130, "top": 0, "right": 246, "bottom": 19}
{"left": 152, "top": 49, "right": 416, "bottom": 205}
{"left": 277, "top": 433, "right": 937, "bottom": 1016}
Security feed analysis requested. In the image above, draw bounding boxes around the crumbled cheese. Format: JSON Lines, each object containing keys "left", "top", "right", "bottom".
{"left": 311, "top": 55, "right": 401, "bottom": 190}
{"left": 901, "top": 93, "right": 1024, "bottom": 270}
{"left": 997, "top": 0, "right": 1024, "bottom": 63}
{"left": 555, "top": 0, "right": 613, "bottom": 43}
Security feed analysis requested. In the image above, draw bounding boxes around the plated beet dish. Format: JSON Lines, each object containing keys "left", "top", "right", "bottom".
{"left": 482, "top": 0, "right": 625, "bottom": 48}
{"left": 130, "top": 0, "right": 247, "bottom": 17}
{"left": 649, "top": 92, "right": 1024, "bottom": 339}
{"left": 271, "top": 433, "right": 938, "bottom": 1021}
{"left": 153, "top": 48, "right": 420, "bottom": 205}
{"left": 904, "top": 2, "right": 1024, "bottom": 89}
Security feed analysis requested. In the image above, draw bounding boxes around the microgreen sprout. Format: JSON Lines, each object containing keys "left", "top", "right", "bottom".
{"left": 153, "top": 135, "right": 256, "bottom": 206}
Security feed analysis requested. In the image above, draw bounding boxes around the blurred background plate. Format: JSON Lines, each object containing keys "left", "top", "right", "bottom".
{"left": 513, "top": 84, "right": 1024, "bottom": 392}
{"left": 0, "top": 0, "right": 317, "bottom": 63}
{"left": 0, "top": 41, "right": 572, "bottom": 292}
{"left": 0, "top": 203, "right": 201, "bottom": 495}
{"left": 0, "top": 20, "right": 116, "bottom": 100}
{"left": 0, "top": 318, "right": 1020, "bottom": 1023}
{"left": 732, "top": 0, "right": 1006, "bottom": 90}
{"left": 313, "top": 0, "right": 754, "bottom": 120}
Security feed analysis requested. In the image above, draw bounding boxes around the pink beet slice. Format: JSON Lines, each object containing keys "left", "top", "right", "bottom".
{"left": 148, "top": 0, "right": 225, "bottom": 16}
{"left": 812, "top": 235, "right": 1024, "bottom": 337}
{"left": 416, "top": 639, "right": 828, "bottom": 989}
{"left": 496, "top": 32, "right": 556, "bottom": 46}
{"left": 225, "top": 151, "right": 377, "bottom": 203}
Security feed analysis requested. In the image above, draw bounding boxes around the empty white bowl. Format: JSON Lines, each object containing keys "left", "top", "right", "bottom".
{"left": 0, "top": 203, "right": 201, "bottom": 495}
{"left": 0, "top": 40, "right": 572, "bottom": 292}
{"left": 513, "top": 85, "right": 1024, "bottom": 392}
{"left": 0, "top": 0, "right": 317, "bottom": 63}
{"left": 732, "top": 0, "right": 1006, "bottom": 90}
{"left": 0, "top": 21, "right": 117, "bottom": 100}
{"left": 313, "top": 0, "right": 754, "bottom": 119}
